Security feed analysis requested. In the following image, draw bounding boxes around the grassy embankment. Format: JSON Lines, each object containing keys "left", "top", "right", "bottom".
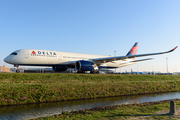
{"left": 36, "top": 99, "right": 180, "bottom": 120}
{"left": 1, "top": 73, "right": 180, "bottom": 106}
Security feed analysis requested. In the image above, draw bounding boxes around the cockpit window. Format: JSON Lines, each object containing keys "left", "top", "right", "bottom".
{"left": 11, "top": 52, "right": 17, "bottom": 55}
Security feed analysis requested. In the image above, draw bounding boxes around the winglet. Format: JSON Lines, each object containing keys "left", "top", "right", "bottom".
{"left": 173, "top": 46, "right": 178, "bottom": 51}
{"left": 169, "top": 46, "right": 178, "bottom": 52}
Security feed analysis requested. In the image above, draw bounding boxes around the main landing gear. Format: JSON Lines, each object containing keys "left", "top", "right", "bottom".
{"left": 90, "top": 71, "right": 100, "bottom": 74}
{"left": 76, "top": 70, "right": 100, "bottom": 74}
{"left": 77, "top": 70, "right": 85, "bottom": 73}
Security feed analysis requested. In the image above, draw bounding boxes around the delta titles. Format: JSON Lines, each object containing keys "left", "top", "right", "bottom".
{"left": 31, "top": 51, "right": 57, "bottom": 57}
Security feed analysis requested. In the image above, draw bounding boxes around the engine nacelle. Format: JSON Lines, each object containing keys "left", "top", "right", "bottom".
{"left": 75, "top": 60, "right": 95, "bottom": 71}
{"left": 52, "top": 65, "right": 68, "bottom": 72}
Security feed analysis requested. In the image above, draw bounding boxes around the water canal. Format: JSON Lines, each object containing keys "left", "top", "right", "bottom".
{"left": 1, "top": 91, "right": 180, "bottom": 120}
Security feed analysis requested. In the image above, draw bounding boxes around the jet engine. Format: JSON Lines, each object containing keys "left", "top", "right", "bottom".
{"left": 75, "top": 60, "right": 95, "bottom": 71}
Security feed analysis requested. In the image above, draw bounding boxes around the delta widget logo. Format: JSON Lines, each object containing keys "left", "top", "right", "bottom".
{"left": 31, "top": 51, "right": 36, "bottom": 55}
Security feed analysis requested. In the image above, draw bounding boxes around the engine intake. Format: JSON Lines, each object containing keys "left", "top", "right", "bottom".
{"left": 75, "top": 60, "right": 94, "bottom": 71}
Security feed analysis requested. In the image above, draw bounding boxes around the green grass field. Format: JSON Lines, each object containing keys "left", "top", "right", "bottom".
{"left": 36, "top": 99, "right": 180, "bottom": 120}
{"left": 1, "top": 73, "right": 180, "bottom": 106}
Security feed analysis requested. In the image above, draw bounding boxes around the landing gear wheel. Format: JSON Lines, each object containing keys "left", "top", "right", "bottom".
{"left": 96, "top": 71, "right": 100, "bottom": 74}
{"left": 16, "top": 69, "right": 20, "bottom": 73}
{"left": 90, "top": 71, "right": 100, "bottom": 74}
{"left": 77, "top": 70, "right": 85, "bottom": 73}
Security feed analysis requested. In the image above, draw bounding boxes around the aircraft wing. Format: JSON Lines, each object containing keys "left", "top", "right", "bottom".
{"left": 91, "top": 46, "right": 178, "bottom": 64}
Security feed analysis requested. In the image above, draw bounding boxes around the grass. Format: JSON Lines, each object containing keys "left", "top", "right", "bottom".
{"left": 34, "top": 99, "right": 180, "bottom": 120}
{"left": 1, "top": 73, "right": 180, "bottom": 106}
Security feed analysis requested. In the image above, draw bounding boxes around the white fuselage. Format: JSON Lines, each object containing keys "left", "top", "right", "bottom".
{"left": 4, "top": 49, "right": 136, "bottom": 69}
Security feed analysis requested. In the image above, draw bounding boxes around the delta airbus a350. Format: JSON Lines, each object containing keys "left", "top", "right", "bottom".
{"left": 4, "top": 42, "right": 177, "bottom": 73}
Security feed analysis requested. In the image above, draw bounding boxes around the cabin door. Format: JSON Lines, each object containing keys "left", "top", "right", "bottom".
{"left": 25, "top": 51, "right": 29, "bottom": 59}
{"left": 58, "top": 54, "right": 62, "bottom": 60}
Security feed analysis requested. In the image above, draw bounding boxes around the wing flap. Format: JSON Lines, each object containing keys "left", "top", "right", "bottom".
{"left": 131, "top": 58, "right": 153, "bottom": 63}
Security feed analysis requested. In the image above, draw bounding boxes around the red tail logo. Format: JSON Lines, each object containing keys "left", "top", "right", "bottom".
{"left": 130, "top": 46, "right": 138, "bottom": 55}
{"left": 126, "top": 42, "right": 139, "bottom": 56}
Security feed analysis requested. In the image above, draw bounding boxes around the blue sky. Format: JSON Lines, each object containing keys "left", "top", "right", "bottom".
{"left": 0, "top": 0, "right": 180, "bottom": 72}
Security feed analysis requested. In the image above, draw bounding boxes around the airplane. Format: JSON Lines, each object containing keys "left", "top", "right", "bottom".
{"left": 131, "top": 69, "right": 143, "bottom": 75}
{"left": 4, "top": 42, "right": 178, "bottom": 73}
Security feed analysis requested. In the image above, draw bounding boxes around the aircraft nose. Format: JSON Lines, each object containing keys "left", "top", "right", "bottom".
{"left": 4, "top": 56, "right": 10, "bottom": 63}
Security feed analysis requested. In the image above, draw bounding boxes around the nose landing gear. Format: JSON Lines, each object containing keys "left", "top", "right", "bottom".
{"left": 14, "top": 65, "right": 20, "bottom": 73}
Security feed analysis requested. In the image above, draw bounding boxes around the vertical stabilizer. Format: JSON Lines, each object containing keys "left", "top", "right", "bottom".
{"left": 126, "top": 42, "right": 139, "bottom": 56}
